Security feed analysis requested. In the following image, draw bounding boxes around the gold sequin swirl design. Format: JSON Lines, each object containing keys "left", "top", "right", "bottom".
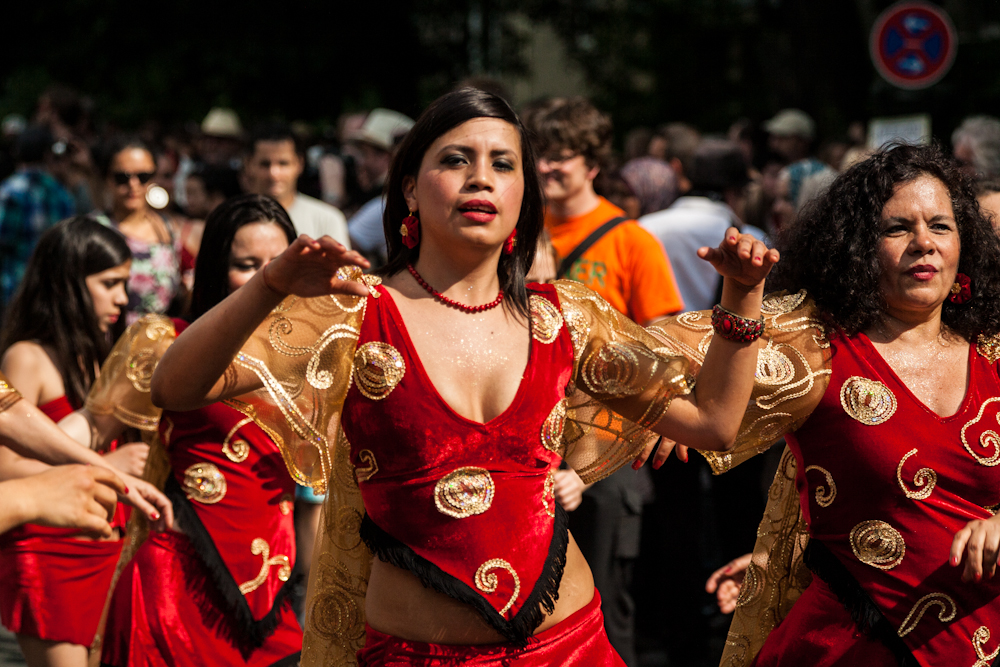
{"left": 978, "top": 333, "right": 1000, "bottom": 364}
{"left": 529, "top": 295, "right": 564, "bottom": 344}
{"left": 540, "top": 399, "right": 567, "bottom": 454}
{"left": 222, "top": 417, "right": 253, "bottom": 463}
{"left": 0, "top": 380, "right": 22, "bottom": 413}
{"left": 973, "top": 626, "right": 1000, "bottom": 667}
{"left": 582, "top": 341, "right": 651, "bottom": 396}
{"left": 434, "top": 467, "right": 495, "bottom": 519}
{"left": 352, "top": 342, "right": 405, "bottom": 400}
{"left": 125, "top": 348, "right": 157, "bottom": 392}
{"left": 182, "top": 463, "right": 227, "bottom": 504}
{"left": 238, "top": 537, "right": 291, "bottom": 595}
{"left": 475, "top": 558, "right": 521, "bottom": 616}
{"left": 760, "top": 290, "right": 807, "bottom": 316}
{"left": 354, "top": 449, "right": 378, "bottom": 483}
{"left": 756, "top": 342, "right": 796, "bottom": 386}
{"left": 735, "top": 562, "right": 764, "bottom": 607}
{"left": 544, "top": 470, "right": 556, "bottom": 518}
{"left": 804, "top": 465, "right": 837, "bottom": 508}
{"left": 896, "top": 449, "right": 937, "bottom": 500}
{"left": 840, "top": 377, "right": 897, "bottom": 426}
{"left": 961, "top": 398, "right": 1000, "bottom": 467}
{"left": 849, "top": 520, "right": 905, "bottom": 570}
{"left": 896, "top": 592, "right": 956, "bottom": 637}
{"left": 561, "top": 301, "right": 590, "bottom": 363}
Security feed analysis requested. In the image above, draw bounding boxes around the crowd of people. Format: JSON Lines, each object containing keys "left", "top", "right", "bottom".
{"left": 1, "top": 79, "right": 1000, "bottom": 667}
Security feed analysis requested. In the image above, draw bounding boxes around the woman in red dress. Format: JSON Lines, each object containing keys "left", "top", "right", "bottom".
{"left": 95, "top": 194, "right": 304, "bottom": 666}
{"left": 682, "top": 144, "right": 1000, "bottom": 667}
{"left": 148, "top": 88, "right": 779, "bottom": 665}
{"left": 0, "top": 216, "right": 171, "bottom": 667}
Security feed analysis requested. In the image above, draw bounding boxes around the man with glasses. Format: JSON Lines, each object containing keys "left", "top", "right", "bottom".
{"left": 0, "top": 126, "right": 75, "bottom": 316}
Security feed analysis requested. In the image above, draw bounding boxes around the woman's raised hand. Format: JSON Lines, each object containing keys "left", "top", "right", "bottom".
{"left": 264, "top": 235, "right": 372, "bottom": 299}
{"left": 698, "top": 227, "right": 779, "bottom": 291}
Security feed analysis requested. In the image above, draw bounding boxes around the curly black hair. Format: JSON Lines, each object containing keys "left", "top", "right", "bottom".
{"left": 769, "top": 143, "right": 1000, "bottom": 339}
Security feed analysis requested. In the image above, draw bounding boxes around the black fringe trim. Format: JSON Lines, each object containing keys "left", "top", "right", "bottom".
{"left": 359, "top": 504, "right": 570, "bottom": 647}
{"left": 803, "top": 539, "right": 918, "bottom": 667}
{"left": 164, "top": 476, "right": 301, "bottom": 653}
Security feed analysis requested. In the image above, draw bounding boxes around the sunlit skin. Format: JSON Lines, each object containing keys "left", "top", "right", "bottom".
{"left": 536, "top": 149, "right": 601, "bottom": 218}
{"left": 109, "top": 148, "right": 156, "bottom": 222}
{"left": 85, "top": 262, "right": 131, "bottom": 333}
{"left": 226, "top": 222, "right": 290, "bottom": 293}
{"left": 243, "top": 140, "right": 302, "bottom": 210}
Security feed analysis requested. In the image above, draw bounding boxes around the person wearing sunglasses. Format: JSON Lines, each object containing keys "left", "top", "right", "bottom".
{"left": 99, "top": 136, "right": 182, "bottom": 324}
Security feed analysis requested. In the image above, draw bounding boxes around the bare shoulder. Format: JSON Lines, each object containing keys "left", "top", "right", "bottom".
{"left": 1, "top": 341, "right": 63, "bottom": 404}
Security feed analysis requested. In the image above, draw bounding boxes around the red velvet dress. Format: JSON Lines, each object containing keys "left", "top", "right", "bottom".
{"left": 754, "top": 332, "right": 1000, "bottom": 666}
{"left": 343, "top": 283, "right": 624, "bottom": 664}
{"left": 0, "top": 396, "right": 125, "bottom": 646}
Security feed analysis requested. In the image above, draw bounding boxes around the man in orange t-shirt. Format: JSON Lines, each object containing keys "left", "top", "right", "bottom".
{"left": 523, "top": 97, "right": 683, "bottom": 666}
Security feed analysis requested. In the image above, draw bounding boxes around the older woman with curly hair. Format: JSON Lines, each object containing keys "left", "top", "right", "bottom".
{"left": 680, "top": 143, "right": 1000, "bottom": 667}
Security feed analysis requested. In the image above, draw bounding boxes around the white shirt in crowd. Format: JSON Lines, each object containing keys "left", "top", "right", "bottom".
{"left": 287, "top": 193, "right": 351, "bottom": 248}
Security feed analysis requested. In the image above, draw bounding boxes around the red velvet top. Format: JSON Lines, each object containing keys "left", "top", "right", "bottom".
{"left": 787, "top": 332, "right": 1000, "bottom": 666}
{"left": 341, "top": 282, "right": 575, "bottom": 642}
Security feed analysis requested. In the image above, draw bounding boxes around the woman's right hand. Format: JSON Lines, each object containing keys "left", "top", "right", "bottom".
{"left": 264, "top": 235, "right": 372, "bottom": 298}
{"left": 7, "top": 465, "right": 125, "bottom": 538}
{"left": 705, "top": 553, "right": 752, "bottom": 614}
{"left": 102, "top": 442, "right": 149, "bottom": 477}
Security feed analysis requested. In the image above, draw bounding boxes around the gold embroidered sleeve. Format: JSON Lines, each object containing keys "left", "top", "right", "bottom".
{"left": 554, "top": 280, "right": 693, "bottom": 483}
{"left": 85, "top": 315, "right": 177, "bottom": 431}
{"left": 0, "top": 372, "right": 23, "bottom": 413}
{"left": 644, "top": 290, "right": 833, "bottom": 474}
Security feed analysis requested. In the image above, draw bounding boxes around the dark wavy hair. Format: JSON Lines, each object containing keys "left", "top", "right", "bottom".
{"left": 380, "top": 87, "right": 544, "bottom": 318}
{"left": 1, "top": 216, "right": 132, "bottom": 406}
{"left": 189, "top": 194, "right": 297, "bottom": 320}
{"left": 769, "top": 143, "right": 1000, "bottom": 339}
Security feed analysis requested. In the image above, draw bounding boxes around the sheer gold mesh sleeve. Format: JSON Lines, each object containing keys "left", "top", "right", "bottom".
{"left": 221, "top": 269, "right": 377, "bottom": 666}
{"left": 0, "top": 372, "right": 23, "bottom": 413}
{"left": 85, "top": 315, "right": 177, "bottom": 434}
{"left": 554, "top": 280, "right": 694, "bottom": 483}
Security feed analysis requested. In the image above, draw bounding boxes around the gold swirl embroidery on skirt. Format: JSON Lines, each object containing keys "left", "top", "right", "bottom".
{"left": 978, "top": 333, "right": 1000, "bottom": 364}
{"left": 840, "top": 376, "right": 897, "bottom": 425}
{"left": 352, "top": 342, "right": 405, "bottom": 400}
{"left": 804, "top": 465, "right": 837, "bottom": 508}
{"left": 543, "top": 470, "right": 556, "bottom": 518}
{"left": 182, "top": 463, "right": 227, "bottom": 504}
{"left": 735, "top": 561, "right": 764, "bottom": 607}
{"left": 475, "top": 558, "right": 521, "bottom": 616}
{"left": 125, "top": 348, "right": 157, "bottom": 392}
{"left": 973, "top": 626, "right": 1000, "bottom": 667}
{"left": 328, "top": 506, "right": 364, "bottom": 552}
{"left": 355, "top": 450, "right": 378, "bottom": 483}
{"left": 896, "top": 448, "right": 937, "bottom": 500}
{"left": 529, "top": 295, "right": 564, "bottom": 344}
{"left": 540, "top": 399, "right": 567, "bottom": 454}
{"left": 434, "top": 467, "right": 495, "bottom": 519}
{"left": 238, "top": 537, "right": 291, "bottom": 595}
{"left": 849, "top": 520, "right": 905, "bottom": 569}
{"left": 278, "top": 493, "right": 294, "bottom": 515}
{"left": 961, "top": 398, "right": 1000, "bottom": 467}
{"left": 896, "top": 592, "right": 957, "bottom": 637}
{"left": 222, "top": 416, "right": 253, "bottom": 462}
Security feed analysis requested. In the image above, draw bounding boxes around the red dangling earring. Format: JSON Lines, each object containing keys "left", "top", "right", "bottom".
{"left": 400, "top": 211, "right": 420, "bottom": 249}
{"left": 503, "top": 229, "right": 517, "bottom": 255}
{"left": 950, "top": 273, "right": 972, "bottom": 304}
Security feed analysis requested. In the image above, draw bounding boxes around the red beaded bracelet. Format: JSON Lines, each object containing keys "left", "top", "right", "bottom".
{"left": 711, "top": 304, "right": 764, "bottom": 343}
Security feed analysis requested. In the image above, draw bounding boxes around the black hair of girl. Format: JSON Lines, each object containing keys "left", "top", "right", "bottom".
{"left": 380, "top": 87, "right": 544, "bottom": 319}
{"left": 769, "top": 143, "right": 1000, "bottom": 339}
{"left": 98, "top": 134, "right": 155, "bottom": 178}
{"left": 189, "top": 193, "right": 297, "bottom": 320}
{"left": 0, "top": 216, "right": 132, "bottom": 406}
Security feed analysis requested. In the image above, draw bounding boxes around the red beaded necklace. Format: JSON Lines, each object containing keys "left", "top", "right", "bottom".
{"left": 406, "top": 264, "right": 504, "bottom": 314}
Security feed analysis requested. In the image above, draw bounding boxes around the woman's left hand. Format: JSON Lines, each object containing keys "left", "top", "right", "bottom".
{"left": 116, "top": 473, "right": 174, "bottom": 533}
{"left": 698, "top": 227, "right": 780, "bottom": 292}
{"left": 950, "top": 514, "right": 1000, "bottom": 582}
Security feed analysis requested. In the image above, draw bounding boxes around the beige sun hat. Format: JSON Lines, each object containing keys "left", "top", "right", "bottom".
{"left": 201, "top": 107, "right": 244, "bottom": 138}
{"left": 765, "top": 109, "right": 815, "bottom": 140}
{"left": 348, "top": 109, "right": 415, "bottom": 151}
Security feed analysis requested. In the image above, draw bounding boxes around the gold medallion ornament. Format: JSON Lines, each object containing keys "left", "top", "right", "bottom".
{"left": 529, "top": 295, "right": 564, "bottom": 344}
{"left": 961, "top": 398, "right": 1000, "bottom": 467}
{"left": 897, "top": 592, "right": 956, "bottom": 637}
{"left": 973, "top": 626, "right": 1000, "bottom": 667}
{"left": 238, "top": 537, "right": 291, "bottom": 595}
{"left": 582, "top": 341, "right": 653, "bottom": 396}
{"left": 840, "top": 377, "right": 897, "bottom": 425}
{"left": 850, "top": 520, "right": 905, "bottom": 570}
{"left": 125, "top": 349, "right": 157, "bottom": 392}
{"left": 352, "top": 342, "right": 405, "bottom": 400}
{"left": 182, "top": 463, "right": 227, "bottom": 504}
{"left": 540, "top": 399, "right": 567, "bottom": 454}
{"left": 978, "top": 334, "right": 1000, "bottom": 364}
{"left": 434, "top": 467, "right": 495, "bottom": 519}
{"left": 475, "top": 558, "right": 521, "bottom": 616}
{"left": 804, "top": 465, "right": 837, "bottom": 508}
{"left": 896, "top": 448, "right": 937, "bottom": 500}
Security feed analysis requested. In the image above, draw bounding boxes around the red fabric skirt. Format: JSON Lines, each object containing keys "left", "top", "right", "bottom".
{"left": 356, "top": 589, "right": 625, "bottom": 666}
{"left": 0, "top": 529, "right": 123, "bottom": 645}
{"left": 752, "top": 576, "right": 898, "bottom": 666}
{"left": 102, "top": 530, "right": 301, "bottom": 667}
